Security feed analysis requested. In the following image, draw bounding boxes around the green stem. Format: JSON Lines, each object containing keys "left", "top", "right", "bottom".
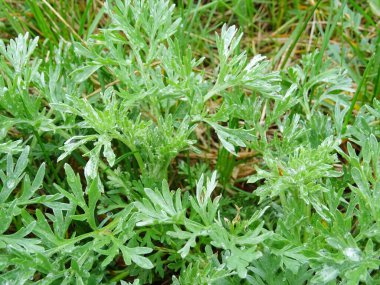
{"left": 216, "top": 98, "right": 241, "bottom": 187}
{"left": 348, "top": 0, "right": 378, "bottom": 27}
{"left": 278, "top": 0, "right": 322, "bottom": 69}
{"left": 32, "top": 129, "right": 61, "bottom": 184}
{"left": 372, "top": 62, "right": 380, "bottom": 104}
{"left": 342, "top": 54, "right": 376, "bottom": 133}
{"left": 303, "top": 202, "right": 312, "bottom": 242}
{"left": 314, "top": 0, "right": 347, "bottom": 73}
{"left": 279, "top": 191, "right": 287, "bottom": 209}
{"left": 45, "top": 214, "right": 122, "bottom": 256}
{"left": 56, "top": 129, "right": 130, "bottom": 188}
{"left": 116, "top": 135, "right": 145, "bottom": 176}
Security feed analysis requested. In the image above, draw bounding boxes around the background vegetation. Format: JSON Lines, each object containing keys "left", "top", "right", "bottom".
{"left": 0, "top": 0, "right": 379, "bottom": 284}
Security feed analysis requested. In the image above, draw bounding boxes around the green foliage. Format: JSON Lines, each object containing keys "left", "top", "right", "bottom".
{"left": 0, "top": 0, "right": 379, "bottom": 284}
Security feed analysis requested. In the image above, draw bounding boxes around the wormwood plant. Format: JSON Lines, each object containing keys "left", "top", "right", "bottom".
{"left": 0, "top": 0, "right": 379, "bottom": 284}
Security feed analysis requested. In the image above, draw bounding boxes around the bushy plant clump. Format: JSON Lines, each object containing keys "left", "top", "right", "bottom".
{"left": 0, "top": 0, "right": 379, "bottom": 284}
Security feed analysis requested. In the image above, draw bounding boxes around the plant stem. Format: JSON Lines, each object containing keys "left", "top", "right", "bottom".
{"left": 342, "top": 54, "right": 376, "bottom": 133}
{"left": 116, "top": 135, "right": 145, "bottom": 176}
{"left": 278, "top": 0, "right": 322, "bottom": 69}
